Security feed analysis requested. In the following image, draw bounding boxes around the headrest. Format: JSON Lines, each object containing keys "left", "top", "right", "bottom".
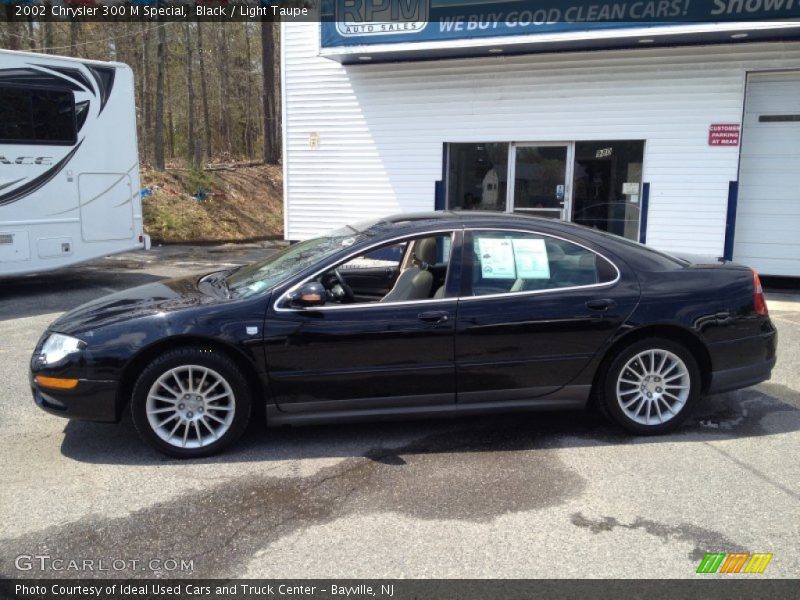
{"left": 413, "top": 237, "right": 438, "bottom": 267}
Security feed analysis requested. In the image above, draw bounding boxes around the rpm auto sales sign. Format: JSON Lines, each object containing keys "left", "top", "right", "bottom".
{"left": 709, "top": 123, "right": 741, "bottom": 147}
{"left": 336, "top": 0, "right": 430, "bottom": 36}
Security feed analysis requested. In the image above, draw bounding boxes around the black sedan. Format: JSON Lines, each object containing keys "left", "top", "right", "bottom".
{"left": 30, "top": 212, "right": 777, "bottom": 457}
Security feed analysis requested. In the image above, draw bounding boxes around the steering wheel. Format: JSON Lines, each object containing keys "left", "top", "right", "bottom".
{"left": 331, "top": 268, "right": 355, "bottom": 303}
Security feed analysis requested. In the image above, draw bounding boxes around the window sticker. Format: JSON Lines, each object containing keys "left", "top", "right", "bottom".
{"left": 477, "top": 236, "right": 551, "bottom": 281}
{"left": 477, "top": 237, "right": 516, "bottom": 279}
{"left": 513, "top": 238, "right": 550, "bottom": 280}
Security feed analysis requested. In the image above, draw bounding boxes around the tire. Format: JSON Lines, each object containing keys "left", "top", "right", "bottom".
{"left": 131, "top": 347, "right": 252, "bottom": 458}
{"left": 598, "top": 337, "right": 701, "bottom": 435}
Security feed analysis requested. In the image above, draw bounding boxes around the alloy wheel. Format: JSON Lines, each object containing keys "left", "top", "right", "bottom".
{"left": 615, "top": 349, "right": 690, "bottom": 426}
{"left": 145, "top": 365, "right": 236, "bottom": 449}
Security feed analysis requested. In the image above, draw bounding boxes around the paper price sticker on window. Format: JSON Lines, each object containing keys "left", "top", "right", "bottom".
{"left": 513, "top": 238, "right": 550, "bottom": 280}
{"left": 477, "top": 238, "right": 517, "bottom": 279}
{"left": 477, "top": 237, "right": 550, "bottom": 281}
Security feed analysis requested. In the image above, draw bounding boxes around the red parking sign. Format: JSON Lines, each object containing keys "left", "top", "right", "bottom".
{"left": 709, "top": 124, "right": 741, "bottom": 146}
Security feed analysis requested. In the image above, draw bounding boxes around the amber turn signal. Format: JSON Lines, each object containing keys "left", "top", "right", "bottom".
{"left": 34, "top": 376, "right": 79, "bottom": 390}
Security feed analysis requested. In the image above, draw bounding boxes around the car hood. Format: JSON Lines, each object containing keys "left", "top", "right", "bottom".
{"left": 49, "top": 275, "right": 227, "bottom": 335}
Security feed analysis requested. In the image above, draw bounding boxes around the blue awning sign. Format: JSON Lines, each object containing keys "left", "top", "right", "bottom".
{"left": 320, "top": 0, "right": 800, "bottom": 59}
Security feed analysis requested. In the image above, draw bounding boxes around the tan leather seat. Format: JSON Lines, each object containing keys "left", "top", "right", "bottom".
{"left": 380, "top": 238, "right": 437, "bottom": 303}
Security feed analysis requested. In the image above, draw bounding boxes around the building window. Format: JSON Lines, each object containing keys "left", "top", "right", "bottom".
{"left": 0, "top": 85, "right": 77, "bottom": 145}
{"left": 447, "top": 143, "right": 508, "bottom": 211}
{"left": 572, "top": 141, "right": 645, "bottom": 241}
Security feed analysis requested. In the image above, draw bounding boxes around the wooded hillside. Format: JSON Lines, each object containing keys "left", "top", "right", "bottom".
{"left": 0, "top": 20, "right": 282, "bottom": 169}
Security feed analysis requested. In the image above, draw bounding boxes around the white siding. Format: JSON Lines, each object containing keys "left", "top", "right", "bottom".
{"left": 283, "top": 23, "right": 800, "bottom": 257}
{"left": 734, "top": 71, "right": 800, "bottom": 277}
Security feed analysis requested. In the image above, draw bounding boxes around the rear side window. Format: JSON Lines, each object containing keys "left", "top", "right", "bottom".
{"left": 0, "top": 85, "right": 76, "bottom": 145}
{"left": 468, "top": 231, "right": 617, "bottom": 296}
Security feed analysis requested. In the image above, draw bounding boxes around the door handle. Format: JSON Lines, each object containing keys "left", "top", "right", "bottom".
{"left": 586, "top": 299, "right": 617, "bottom": 311}
{"left": 418, "top": 311, "right": 449, "bottom": 324}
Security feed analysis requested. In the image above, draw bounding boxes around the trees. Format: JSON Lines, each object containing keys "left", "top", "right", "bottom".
{"left": 153, "top": 22, "right": 167, "bottom": 171}
{"left": 261, "top": 21, "right": 281, "bottom": 165}
{"left": 0, "top": 21, "right": 283, "bottom": 169}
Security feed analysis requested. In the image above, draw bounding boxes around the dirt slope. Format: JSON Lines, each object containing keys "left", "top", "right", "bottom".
{"left": 141, "top": 164, "right": 283, "bottom": 243}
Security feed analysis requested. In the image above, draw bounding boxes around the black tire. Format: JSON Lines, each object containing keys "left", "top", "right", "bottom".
{"left": 131, "top": 347, "right": 252, "bottom": 458}
{"left": 598, "top": 337, "right": 701, "bottom": 435}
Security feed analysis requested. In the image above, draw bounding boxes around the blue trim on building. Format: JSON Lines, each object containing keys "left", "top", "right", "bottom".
{"left": 435, "top": 143, "right": 447, "bottom": 210}
{"left": 723, "top": 181, "right": 739, "bottom": 261}
{"left": 638, "top": 182, "right": 650, "bottom": 244}
{"left": 435, "top": 180, "right": 445, "bottom": 210}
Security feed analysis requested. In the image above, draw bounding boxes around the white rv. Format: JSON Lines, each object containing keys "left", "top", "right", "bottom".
{"left": 0, "top": 50, "right": 148, "bottom": 277}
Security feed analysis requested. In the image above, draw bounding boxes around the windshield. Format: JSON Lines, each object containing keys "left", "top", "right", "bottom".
{"left": 225, "top": 219, "right": 384, "bottom": 298}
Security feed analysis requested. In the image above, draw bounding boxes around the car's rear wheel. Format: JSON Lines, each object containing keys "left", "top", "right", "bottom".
{"left": 600, "top": 338, "right": 700, "bottom": 434}
{"left": 131, "top": 347, "right": 252, "bottom": 457}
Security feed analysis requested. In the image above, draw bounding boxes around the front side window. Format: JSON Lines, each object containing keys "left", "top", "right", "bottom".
{"left": 0, "top": 86, "right": 76, "bottom": 145}
{"left": 468, "top": 231, "right": 616, "bottom": 297}
{"left": 227, "top": 221, "right": 384, "bottom": 298}
{"left": 309, "top": 234, "right": 453, "bottom": 306}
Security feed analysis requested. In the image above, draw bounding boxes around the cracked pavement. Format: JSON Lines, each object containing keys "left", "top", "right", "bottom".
{"left": 0, "top": 246, "right": 798, "bottom": 578}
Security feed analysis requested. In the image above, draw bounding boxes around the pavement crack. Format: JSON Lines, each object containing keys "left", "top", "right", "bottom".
{"left": 702, "top": 441, "right": 800, "bottom": 501}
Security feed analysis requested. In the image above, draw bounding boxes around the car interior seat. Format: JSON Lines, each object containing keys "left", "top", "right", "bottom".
{"left": 380, "top": 238, "right": 437, "bottom": 302}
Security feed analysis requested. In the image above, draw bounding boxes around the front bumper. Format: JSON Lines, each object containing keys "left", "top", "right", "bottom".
{"left": 31, "top": 378, "right": 121, "bottom": 423}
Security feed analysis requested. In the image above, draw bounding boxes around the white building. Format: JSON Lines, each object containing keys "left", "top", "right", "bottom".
{"left": 282, "top": 14, "right": 800, "bottom": 277}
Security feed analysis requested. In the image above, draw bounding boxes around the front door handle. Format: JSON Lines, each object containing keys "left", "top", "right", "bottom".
{"left": 586, "top": 299, "right": 617, "bottom": 311}
{"left": 418, "top": 311, "right": 449, "bottom": 324}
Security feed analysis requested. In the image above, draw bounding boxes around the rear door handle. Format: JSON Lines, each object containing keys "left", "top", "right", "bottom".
{"left": 586, "top": 299, "right": 617, "bottom": 311}
{"left": 418, "top": 311, "right": 449, "bottom": 324}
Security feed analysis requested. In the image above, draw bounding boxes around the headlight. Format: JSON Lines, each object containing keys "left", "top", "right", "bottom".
{"left": 40, "top": 333, "right": 85, "bottom": 365}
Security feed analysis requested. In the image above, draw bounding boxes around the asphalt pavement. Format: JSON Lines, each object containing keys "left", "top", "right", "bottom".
{"left": 0, "top": 245, "right": 798, "bottom": 579}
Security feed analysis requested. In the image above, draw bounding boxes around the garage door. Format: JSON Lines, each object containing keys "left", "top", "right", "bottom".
{"left": 734, "top": 72, "right": 800, "bottom": 277}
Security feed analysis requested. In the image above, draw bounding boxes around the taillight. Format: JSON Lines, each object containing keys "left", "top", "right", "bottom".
{"left": 752, "top": 269, "right": 768, "bottom": 316}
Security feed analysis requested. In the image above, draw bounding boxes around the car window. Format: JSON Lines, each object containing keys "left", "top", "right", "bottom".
{"left": 227, "top": 228, "right": 375, "bottom": 298}
{"left": 340, "top": 243, "right": 407, "bottom": 271}
{"left": 468, "top": 231, "right": 616, "bottom": 297}
{"left": 313, "top": 234, "right": 453, "bottom": 306}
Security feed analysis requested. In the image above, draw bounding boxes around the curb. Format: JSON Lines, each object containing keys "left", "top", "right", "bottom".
{"left": 766, "top": 294, "right": 800, "bottom": 312}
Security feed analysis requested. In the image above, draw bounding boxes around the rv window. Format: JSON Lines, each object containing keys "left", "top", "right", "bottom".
{"left": 0, "top": 86, "right": 76, "bottom": 145}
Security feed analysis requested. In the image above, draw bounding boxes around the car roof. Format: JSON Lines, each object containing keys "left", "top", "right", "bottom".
{"left": 360, "top": 211, "right": 687, "bottom": 271}
{"left": 366, "top": 210, "right": 598, "bottom": 238}
{"left": 375, "top": 210, "right": 561, "bottom": 228}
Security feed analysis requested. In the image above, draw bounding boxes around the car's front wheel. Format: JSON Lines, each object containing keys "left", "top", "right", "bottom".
{"left": 601, "top": 338, "right": 701, "bottom": 434}
{"left": 131, "top": 347, "right": 252, "bottom": 457}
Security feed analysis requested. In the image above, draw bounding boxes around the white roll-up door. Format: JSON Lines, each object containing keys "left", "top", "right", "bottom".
{"left": 734, "top": 72, "right": 800, "bottom": 277}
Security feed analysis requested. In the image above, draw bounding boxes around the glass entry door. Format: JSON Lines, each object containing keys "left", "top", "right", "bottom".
{"left": 508, "top": 144, "right": 573, "bottom": 219}
{"left": 445, "top": 141, "right": 644, "bottom": 241}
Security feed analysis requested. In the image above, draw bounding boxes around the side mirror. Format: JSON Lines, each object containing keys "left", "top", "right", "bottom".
{"left": 288, "top": 282, "right": 327, "bottom": 308}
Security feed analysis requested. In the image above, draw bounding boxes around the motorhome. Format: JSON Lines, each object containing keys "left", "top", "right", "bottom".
{"left": 0, "top": 49, "right": 148, "bottom": 277}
